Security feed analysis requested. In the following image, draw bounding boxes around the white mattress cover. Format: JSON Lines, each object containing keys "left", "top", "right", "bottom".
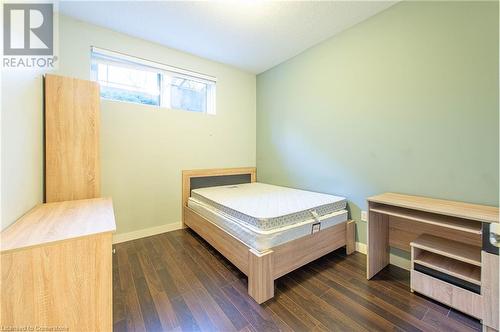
{"left": 191, "top": 182, "right": 347, "bottom": 230}
{"left": 188, "top": 197, "right": 348, "bottom": 252}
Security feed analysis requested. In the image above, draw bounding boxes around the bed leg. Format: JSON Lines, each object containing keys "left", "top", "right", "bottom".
{"left": 346, "top": 220, "right": 355, "bottom": 255}
{"left": 248, "top": 249, "right": 274, "bottom": 304}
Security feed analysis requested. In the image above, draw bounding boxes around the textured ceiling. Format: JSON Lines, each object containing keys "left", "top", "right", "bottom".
{"left": 60, "top": 1, "right": 397, "bottom": 73}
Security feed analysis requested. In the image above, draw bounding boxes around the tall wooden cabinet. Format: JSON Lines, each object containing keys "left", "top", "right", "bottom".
{"left": 45, "top": 74, "right": 100, "bottom": 202}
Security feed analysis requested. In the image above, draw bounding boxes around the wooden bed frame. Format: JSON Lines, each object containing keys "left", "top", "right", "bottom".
{"left": 182, "top": 167, "right": 355, "bottom": 304}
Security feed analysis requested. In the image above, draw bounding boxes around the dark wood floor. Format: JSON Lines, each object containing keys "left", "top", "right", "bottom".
{"left": 112, "top": 229, "right": 481, "bottom": 332}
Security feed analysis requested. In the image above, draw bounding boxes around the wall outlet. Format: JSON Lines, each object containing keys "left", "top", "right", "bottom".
{"left": 361, "top": 210, "right": 368, "bottom": 222}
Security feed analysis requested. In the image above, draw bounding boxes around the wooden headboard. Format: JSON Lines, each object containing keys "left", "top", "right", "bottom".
{"left": 181, "top": 167, "right": 256, "bottom": 225}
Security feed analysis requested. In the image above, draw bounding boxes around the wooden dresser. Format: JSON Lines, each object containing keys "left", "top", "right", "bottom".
{"left": 0, "top": 198, "right": 116, "bottom": 331}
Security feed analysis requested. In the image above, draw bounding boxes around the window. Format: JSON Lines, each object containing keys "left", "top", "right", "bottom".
{"left": 94, "top": 61, "right": 161, "bottom": 106}
{"left": 91, "top": 47, "right": 216, "bottom": 114}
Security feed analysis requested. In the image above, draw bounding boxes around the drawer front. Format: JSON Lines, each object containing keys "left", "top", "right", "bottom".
{"left": 1, "top": 233, "right": 113, "bottom": 331}
{"left": 411, "top": 270, "right": 482, "bottom": 319}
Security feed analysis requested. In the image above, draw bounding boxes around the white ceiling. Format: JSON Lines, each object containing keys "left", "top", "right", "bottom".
{"left": 59, "top": 1, "right": 396, "bottom": 74}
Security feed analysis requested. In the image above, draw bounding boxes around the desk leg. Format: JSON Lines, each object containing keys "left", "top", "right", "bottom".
{"left": 367, "top": 209, "right": 389, "bottom": 279}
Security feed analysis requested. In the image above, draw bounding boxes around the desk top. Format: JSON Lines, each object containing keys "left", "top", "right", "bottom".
{"left": 1, "top": 198, "right": 116, "bottom": 253}
{"left": 368, "top": 193, "right": 498, "bottom": 224}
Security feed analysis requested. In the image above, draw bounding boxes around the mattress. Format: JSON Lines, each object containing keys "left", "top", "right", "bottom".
{"left": 191, "top": 182, "right": 347, "bottom": 230}
{"left": 188, "top": 196, "right": 348, "bottom": 252}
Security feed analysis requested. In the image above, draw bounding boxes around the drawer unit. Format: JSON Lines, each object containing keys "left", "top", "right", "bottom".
{"left": 411, "top": 270, "right": 482, "bottom": 318}
{"left": 410, "top": 234, "right": 484, "bottom": 320}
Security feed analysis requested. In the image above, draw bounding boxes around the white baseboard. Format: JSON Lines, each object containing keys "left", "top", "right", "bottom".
{"left": 113, "top": 222, "right": 182, "bottom": 244}
{"left": 389, "top": 253, "right": 411, "bottom": 271}
{"left": 355, "top": 241, "right": 409, "bottom": 271}
{"left": 355, "top": 241, "right": 367, "bottom": 254}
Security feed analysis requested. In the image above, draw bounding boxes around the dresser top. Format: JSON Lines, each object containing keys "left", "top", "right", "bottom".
{"left": 368, "top": 192, "right": 499, "bottom": 223}
{"left": 1, "top": 198, "right": 116, "bottom": 253}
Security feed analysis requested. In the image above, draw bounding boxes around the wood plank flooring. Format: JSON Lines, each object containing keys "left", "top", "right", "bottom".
{"left": 113, "top": 229, "right": 482, "bottom": 332}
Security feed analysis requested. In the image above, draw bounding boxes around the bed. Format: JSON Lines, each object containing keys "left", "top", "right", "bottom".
{"left": 182, "top": 167, "right": 355, "bottom": 304}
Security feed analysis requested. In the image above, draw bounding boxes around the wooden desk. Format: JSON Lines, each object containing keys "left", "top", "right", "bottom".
{"left": 1, "top": 198, "right": 116, "bottom": 331}
{"left": 367, "top": 192, "right": 497, "bottom": 278}
{"left": 366, "top": 192, "right": 499, "bottom": 330}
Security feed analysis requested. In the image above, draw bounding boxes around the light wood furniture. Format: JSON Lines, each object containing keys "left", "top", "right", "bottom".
{"left": 482, "top": 251, "right": 499, "bottom": 330}
{"left": 411, "top": 234, "right": 481, "bottom": 267}
{"left": 410, "top": 269, "right": 483, "bottom": 318}
{"left": 410, "top": 235, "right": 483, "bottom": 318}
{"left": 368, "top": 192, "right": 498, "bottom": 223}
{"left": 45, "top": 74, "right": 100, "bottom": 203}
{"left": 0, "top": 198, "right": 116, "bottom": 331}
{"left": 182, "top": 167, "right": 354, "bottom": 304}
{"left": 346, "top": 220, "right": 355, "bottom": 254}
{"left": 367, "top": 192, "right": 499, "bottom": 331}
{"left": 412, "top": 247, "right": 481, "bottom": 285}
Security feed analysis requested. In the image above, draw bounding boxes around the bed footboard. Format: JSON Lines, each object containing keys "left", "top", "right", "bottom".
{"left": 272, "top": 222, "right": 348, "bottom": 279}
{"left": 181, "top": 167, "right": 356, "bottom": 304}
{"left": 185, "top": 206, "right": 355, "bottom": 303}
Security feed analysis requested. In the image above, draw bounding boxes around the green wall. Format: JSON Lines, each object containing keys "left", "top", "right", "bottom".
{"left": 1, "top": 71, "right": 44, "bottom": 230}
{"left": 256, "top": 1, "right": 499, "bottom": 245}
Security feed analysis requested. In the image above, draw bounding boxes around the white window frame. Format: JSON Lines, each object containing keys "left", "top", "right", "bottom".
{"left": 91, "top": 46, "right": 217, "bottom": 114}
